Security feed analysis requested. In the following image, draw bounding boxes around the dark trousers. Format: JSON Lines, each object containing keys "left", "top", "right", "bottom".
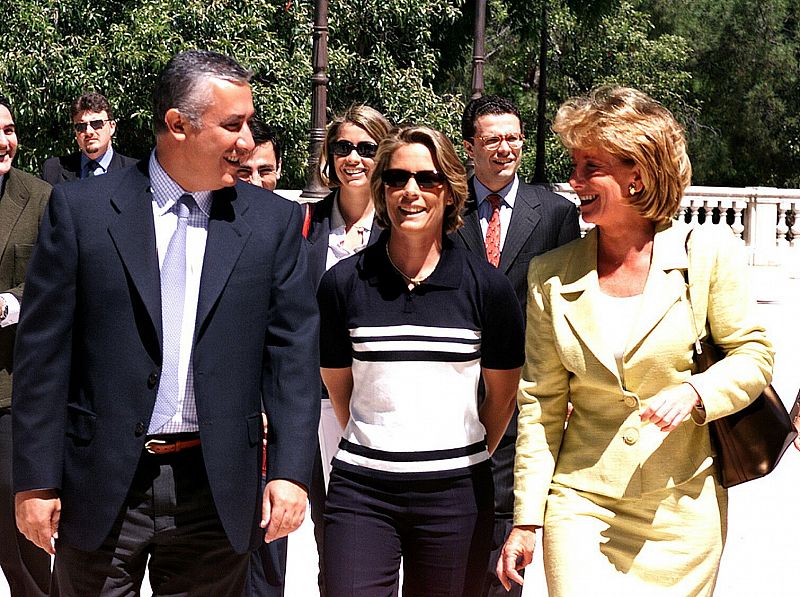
{"left": 244, "top": 538, "right": 287, "bottom": 597}
{"left": 244, "top": 437, "right": 326, "bottom": 597}
{"left": 0, "top": 409, "right": 51, "bottom": 596}
{"left": 51, "top": 445, "right": 249, "bottom": 596}
{"left": 324, "top": 466, "right": 494, "bottom": 597}
{"left": 481, "top": 517, "right": 522, "bottom": 597}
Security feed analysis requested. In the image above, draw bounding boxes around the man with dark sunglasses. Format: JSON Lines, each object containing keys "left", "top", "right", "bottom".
{"left": 450, "top": 95, "right": 580, "bottom": 597}
{"left": 41, "top": 92, "right": 138, "bottom": 185}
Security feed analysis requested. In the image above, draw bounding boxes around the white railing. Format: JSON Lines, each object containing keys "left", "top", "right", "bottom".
{"left": 278, "top": 185, "right": 800, "bottom": 267}
{"left": 551, "top": 184, "right": 800, "bottom": 266}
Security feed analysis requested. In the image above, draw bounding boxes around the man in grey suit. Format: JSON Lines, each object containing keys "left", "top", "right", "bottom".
{"left": 450, "top": 95, "right": 580, "bottom": 597}
{"left": 0, "top": 95, "right": 51, "bottom": 596}
{"left": 41, "top": 92, "right": 137, "bottom": 185}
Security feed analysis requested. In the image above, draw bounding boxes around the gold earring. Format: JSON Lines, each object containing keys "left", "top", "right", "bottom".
{"left": 629, "top": 184, "right": 637, "bottom": 196}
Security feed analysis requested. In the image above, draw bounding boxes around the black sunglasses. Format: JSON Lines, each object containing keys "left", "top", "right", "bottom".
{"left": 381, "top": 169, "right": 446, "bottom": 189}
{"left": 73, "top": 119, "right": 110, "bottom": 133}
{"left": 330, "top": 140, "right": 379, "bottom": 158}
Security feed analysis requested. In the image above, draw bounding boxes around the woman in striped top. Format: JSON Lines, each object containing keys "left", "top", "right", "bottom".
{"left": 317, "top": 126, "right": 525, "bottom": 596}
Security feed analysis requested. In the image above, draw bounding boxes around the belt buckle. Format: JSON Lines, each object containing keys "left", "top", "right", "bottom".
{"left": 144, "top": 438, "right": 169, "bottom": 455}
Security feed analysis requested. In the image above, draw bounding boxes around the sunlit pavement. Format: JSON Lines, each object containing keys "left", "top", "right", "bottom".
{"left": 3, "top": 264, "right": 799, "bottom": 596}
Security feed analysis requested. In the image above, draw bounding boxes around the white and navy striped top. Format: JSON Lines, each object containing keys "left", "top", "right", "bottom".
{"left": 317, "top": 232, "right": 524, "bottom": 480}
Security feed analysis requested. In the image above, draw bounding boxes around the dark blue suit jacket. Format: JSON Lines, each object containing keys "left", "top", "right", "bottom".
{"left": 12, "top": 160, "right": 320, "bottom": 554}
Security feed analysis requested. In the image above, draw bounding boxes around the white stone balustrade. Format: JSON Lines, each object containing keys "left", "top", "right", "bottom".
{"left": 550, "top": 183, "right": 800, "bottom": 266}
{"left": 278, "top": 184, "right": 800, "bottom": 267}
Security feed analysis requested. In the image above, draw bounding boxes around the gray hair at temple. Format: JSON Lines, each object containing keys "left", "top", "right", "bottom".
{"left": 152, "top": 50, "right": 252, "bottom": 135}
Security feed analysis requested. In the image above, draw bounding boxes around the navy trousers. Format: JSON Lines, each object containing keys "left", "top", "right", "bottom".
{"left": 324, "top": 466, "right": 494, "bottom": 597}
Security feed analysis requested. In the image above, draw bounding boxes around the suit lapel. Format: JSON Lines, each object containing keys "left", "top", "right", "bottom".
{"left": 559, "top": 230, "right": 621, "bottom": 380}
{"left": 499, "top": 184, "right": 541, "bottom": 273}
{"left": 195, "top": 186, "right": 251, "bottom": 333}
{"left": 457, "top": 182, "right": 487, "bottom": 258}
{"left": 625, "top": 223, "right": 689, "bottom": 356}
{"left": 0, "top": 170, "right": 30, "bottom": 264}
{"left": 107, "top": 167, "right": 162, "bottom": 341}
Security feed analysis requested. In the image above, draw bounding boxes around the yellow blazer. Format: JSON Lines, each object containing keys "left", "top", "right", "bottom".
{"left": 512, "top": 220, "right": 774, "bottom": 526}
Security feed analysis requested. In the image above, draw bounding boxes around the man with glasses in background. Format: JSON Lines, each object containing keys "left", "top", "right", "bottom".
{"left": 41, "top": 92, "right": 137, "bottom": 185}
{"left": 450, "top": 95, "right": 580, "bottom": 597}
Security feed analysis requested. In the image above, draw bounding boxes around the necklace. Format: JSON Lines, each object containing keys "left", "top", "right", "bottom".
{"left": 385, "top": 243, "right": 429, "bottom": 288}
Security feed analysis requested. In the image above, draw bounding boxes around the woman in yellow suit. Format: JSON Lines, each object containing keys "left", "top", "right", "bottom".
{"left": 497, "top": 87, "right": 774, "bottom": 596}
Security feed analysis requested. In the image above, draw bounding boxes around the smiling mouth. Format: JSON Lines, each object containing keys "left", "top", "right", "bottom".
{"left": 579, "top": 194, "right": 598, "bottom": 205}
{"left": 343, "top": 168, "right": 367, "bottom": 176}
{"left": 399, "top": 206, "right": 425, "bottom": 216}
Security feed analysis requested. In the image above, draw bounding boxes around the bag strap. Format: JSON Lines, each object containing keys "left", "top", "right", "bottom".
{"left": 683, "top": 228, "right": 707, "bottom": 358}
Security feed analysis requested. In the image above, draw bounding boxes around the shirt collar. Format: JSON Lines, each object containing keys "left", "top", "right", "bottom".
{"left": 474, "top": 175, "right": 518, "bottom": 209}
{"left": 330, "top": 191, "right": 374, "bottom": 233}
{"left": 359, "top": 230, "right": 462, "bottom": 290}
{"left": 148, "top": 150, "right": 212, "bottom": 217}
{"left": 81, "top": 146, "right": 115, "bottom": 174}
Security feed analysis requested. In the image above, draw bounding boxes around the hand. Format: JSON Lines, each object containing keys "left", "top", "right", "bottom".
{"left": 261, "top": 479, "right": 307, "bottom": 543}
{"left": 496, "top": 525, "right": 537, "bottom": 591}
{"left": 640, "top": 383, "right": 699, "bottom": 432}
{"left": 15, "top": 489, "right": 61, "bottom": 555}
{"left": 793, "top": 415, "right": 800, "bottom": 451}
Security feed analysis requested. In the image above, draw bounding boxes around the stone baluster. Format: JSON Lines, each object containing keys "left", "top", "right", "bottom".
{"left": 776, "top": 203, "right": 789, "bottom": 247}
{"left": 730, "top": 200, "right": 745, "bottom": 239}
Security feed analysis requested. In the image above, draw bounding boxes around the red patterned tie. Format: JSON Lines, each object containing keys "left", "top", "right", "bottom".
{"left": 485, "top": 193, "right": 502, "bottom": 267}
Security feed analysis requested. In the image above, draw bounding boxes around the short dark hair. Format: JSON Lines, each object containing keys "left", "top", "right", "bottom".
{"left": 461, "top": 95, "right": 522, "bottom": 140}
{"left": 153, "top": 50, "right": 252, "bottom": 135}
{"left": 70, "top": 92, "right": 113, "bottom": 120}
{"left": 0, "top": 95, "right": 12, "bottom": 120}
{"left": 250, "top": 118, "right": 282, "bottom": 165}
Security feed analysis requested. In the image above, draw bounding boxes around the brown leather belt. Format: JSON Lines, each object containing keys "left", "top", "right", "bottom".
{"left": 144, "top": 436, "right": 201, "bottom": 455}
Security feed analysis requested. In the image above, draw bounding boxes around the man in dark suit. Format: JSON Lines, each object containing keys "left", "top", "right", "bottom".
{"left": 0, "top": 95, "right": 51, "bottom": 597}
{"left": 40, "top": 92, "right": 138, "bottom": 185}
{"left": 450, "top": 95, "right": 580, "bottom": 597}
{"left": 13, "top": 50, "right": 319, "bottom": 596}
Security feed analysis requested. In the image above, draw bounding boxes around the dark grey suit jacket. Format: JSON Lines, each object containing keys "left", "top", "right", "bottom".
{"left": 40, "top": 149, "right": 138, "bottom": 186}
{"left": 450, "top": 176, "right": 580, "bottom": 517}
{"left": 12, "top": 160, "right": 320, "bottom": 553}
{"left": 0, "top": 169, "right": 50, "bottom": 409}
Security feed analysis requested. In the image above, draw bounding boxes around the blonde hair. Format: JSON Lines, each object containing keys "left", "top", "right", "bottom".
{"left": 319, "top": 105, "right": 392, "bottom": 187}
{"left": 370, "top": 126, "right": 467, "bottom": 234}
{"left": 553, "top": 86, "right": 691, "bottom": 224}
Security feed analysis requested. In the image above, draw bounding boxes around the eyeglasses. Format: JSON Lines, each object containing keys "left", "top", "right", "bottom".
{"left": 381, "top": 169, "right": 446, "bottom": 189}
{"left": 330, "top": 140, "right": 379, "bottom": 158}
{"left": 73, "top": 119, "right": 110, "bottom": 134}
{"left": 471, "top": 133, "right": 525, "bottom": 150}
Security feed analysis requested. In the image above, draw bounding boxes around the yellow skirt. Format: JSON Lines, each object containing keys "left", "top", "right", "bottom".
{"left": 542, "top": 471, "right": 727, "bottom": 596}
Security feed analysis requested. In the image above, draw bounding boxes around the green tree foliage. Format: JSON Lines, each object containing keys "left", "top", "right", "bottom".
{"left": 326, "top": 0, "right": 465, "bottom": 136}
{"left": 481, "top": 0, "right": 693, "bottom": 183}
{"left": 0, "top": 0, "right": 465, "bottom": 187}
{"left": 646, "top": 0, "right": 800, "bottom": 187}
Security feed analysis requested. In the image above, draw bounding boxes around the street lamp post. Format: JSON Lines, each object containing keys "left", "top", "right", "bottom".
{"left": 301, "top": 0, "right": 330, "bottom": 200}
{"left": 470, "top": 0, "right": 487, "bottom": 101}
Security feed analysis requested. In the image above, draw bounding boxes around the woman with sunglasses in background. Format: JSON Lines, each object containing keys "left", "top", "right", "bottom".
{"left": 305, "top": 105, "right": 392, "bottom": 594}
{"left": 317, "top": 126, "right": 525, "bottom": 596}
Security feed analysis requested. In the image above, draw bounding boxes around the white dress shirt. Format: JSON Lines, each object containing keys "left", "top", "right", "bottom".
{"left": 148, "top": 151, "right": 212, "bottom": 434}
{"left": 474, "top": 175, "right": 519, "bottom": 251}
